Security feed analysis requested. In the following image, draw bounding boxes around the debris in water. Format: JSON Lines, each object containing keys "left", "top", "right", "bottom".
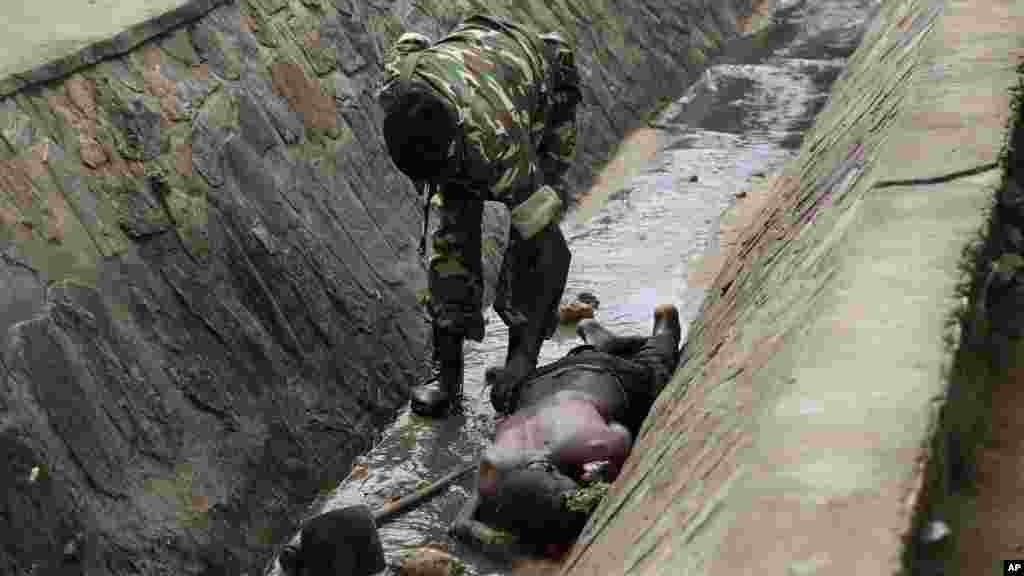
{"left": 689, "top": 174, "right": 699, "bottom": 182}
{"left": 922, "top": 520, "right": 950, "bottom": 543}
{"left": 29, "top": 466, "right": 40, "bottom": 483}
{"left": 350, "top": 464, "right": 369, "bottom": 482}
{"left": 397, "top": 547, "right": 466, "bottom": 576}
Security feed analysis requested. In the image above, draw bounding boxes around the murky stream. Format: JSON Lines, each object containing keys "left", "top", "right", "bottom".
{"left": 268, "top": 1, "right": 879, "bottom": 574}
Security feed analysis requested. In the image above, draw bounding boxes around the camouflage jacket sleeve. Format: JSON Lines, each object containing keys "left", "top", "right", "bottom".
{"left": 536, "top": 95, "right": 578, "bottom": 200}
{"left": 536, "top": 31, "right": 581, "bottom": 201}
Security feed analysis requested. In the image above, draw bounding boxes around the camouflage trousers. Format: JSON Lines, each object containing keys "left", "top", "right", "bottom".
{"left": 428, "top": 188, "right": 570, "bottom": 344}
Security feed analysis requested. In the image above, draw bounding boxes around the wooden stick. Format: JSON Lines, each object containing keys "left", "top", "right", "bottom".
{"left": 372, "top": 462, "right": 477, "bottom": 525}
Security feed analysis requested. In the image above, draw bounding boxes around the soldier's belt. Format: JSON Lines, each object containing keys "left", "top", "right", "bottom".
{"left": 510, "top": 185, "right": 562, "bottom": 240}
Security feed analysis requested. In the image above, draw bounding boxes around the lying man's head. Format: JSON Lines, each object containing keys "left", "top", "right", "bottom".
{"left": 476, "top": 459, "right": 588, "bottom": 549}
{"left": 382, "top": 87, "right": 458, "bottom": 183}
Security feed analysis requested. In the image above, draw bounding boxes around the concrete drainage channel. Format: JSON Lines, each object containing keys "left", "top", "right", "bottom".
{"left": 905, "top": 62, "right": 1024, "bottom": 576}
{"left": 266, "top": 0, "right": 881, "bottom": 574}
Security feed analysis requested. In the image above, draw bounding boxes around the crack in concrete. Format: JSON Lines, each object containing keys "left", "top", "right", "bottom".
{"left": 873, "top": 162, "right": 1000, "bottom": 189}
{"left": 0, "top": 249, "right": 40, "bottom": 277}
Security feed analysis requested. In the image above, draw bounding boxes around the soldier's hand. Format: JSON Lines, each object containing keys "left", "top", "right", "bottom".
{"left": 486, "top": 366, "right": 515, "bottom": 414}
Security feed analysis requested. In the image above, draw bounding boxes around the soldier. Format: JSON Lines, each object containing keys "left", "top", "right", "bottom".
{"left": 377, "top": 14, "right": 583, "bottom": 417}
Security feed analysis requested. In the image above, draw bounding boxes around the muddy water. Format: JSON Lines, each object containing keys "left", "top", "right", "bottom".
{"left": 267, "top": 1, "right": 878, "bottom": 574}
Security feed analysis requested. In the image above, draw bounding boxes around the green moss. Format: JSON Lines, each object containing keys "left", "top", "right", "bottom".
{"left": 251, "top": 525, "right": 277, "bottom": 547}
{"left": 561, "top": 481, "right": 610, "bottom": 514}
{"left": 45, "top": 141, "right": 129, "bottom": 258}
{"left": 166, "top": 187, "right": 210, "bottom": 261}
{"left": 416, "top": 288, "right": 432, "bottom": 307}
{"left": 366, "top": 13, "right": 401, "bottom": 47}
{"left": 473, "top": 523, "right": 518, "bottom": 546}
{"left": 200, "top": 89, "right": 239, "bottom": 130}
{"left": 247, "top": 0, "right": 288, "bottom": 15}
{"left": 688, "top": 46, "right": 707, "bottom": 68}
{"left": 145, "top": 154, "right": 210, "bottom": 262}
{"left": 201, "top": 26, "right": 243, "bottom": 81}
{"left": 163, "top": 28, "right": 200, "bottom": 66}
{"left": 244, "top": 0, "right": 281, "bottom": 48}
{"left": 18, "top": 90, "right": 63, "bottom": 147}
{"left": 0, "top": 101, "right": 33, "bottom": 154}
{"left": 144, "top": 463, "right": 211, "bottom": 531}
{"left": 288, "top": 6, "right": 337, "bottom": 76}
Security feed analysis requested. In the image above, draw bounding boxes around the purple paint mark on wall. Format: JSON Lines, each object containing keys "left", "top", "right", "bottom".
{"left": 796, "top": 139, "right": 866, "bottom": 227}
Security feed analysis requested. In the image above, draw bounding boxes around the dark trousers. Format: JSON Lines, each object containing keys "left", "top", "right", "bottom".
{"left": 428, "top": 189, "right": 570, "bottom": 348}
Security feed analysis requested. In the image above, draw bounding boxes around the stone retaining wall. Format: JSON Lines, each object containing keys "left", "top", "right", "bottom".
{"left": 0, "top": 0, "right": 755, "bottom": 573}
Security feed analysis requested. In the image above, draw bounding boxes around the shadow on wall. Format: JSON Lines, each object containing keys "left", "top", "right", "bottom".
{"left": 903, "top": 60, "right": 1024, "bottom": 576}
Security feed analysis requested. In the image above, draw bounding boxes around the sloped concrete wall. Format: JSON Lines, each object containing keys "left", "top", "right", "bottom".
{"left": 563, "top": 0, "right": 1024, "bottom": 574}
{"left": 0, "top": 0, "right": 757, "bottom": 574}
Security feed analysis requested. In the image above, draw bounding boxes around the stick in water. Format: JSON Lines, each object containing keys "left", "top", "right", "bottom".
{"left": 372, "top": 462, "right": 477, "bottom": 525}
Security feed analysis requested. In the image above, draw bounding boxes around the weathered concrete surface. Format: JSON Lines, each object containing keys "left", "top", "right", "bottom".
{"left": 0, "top": 0, "right": 760, "bottom": 574}
{"left": 906, "top": 63, "right": 1024, "bottom": 575}
{"left": 0, "top": 0, "right": 232, "bottom": 97}
{"left": 562, "top": 0, "right": 1024, "bottom": 574}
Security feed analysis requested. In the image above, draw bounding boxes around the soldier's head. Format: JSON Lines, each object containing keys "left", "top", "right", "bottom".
{"left": 382, "top": 87, "right": 458, "bottom": 183}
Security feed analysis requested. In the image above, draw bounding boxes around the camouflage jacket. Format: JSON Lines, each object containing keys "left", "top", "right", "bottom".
{"left": 377, "top": 14, "right": 580, "bottom": 206}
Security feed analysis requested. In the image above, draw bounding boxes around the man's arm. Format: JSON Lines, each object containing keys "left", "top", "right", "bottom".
{"left": 537, "top": 107, "right": 578, "bottom": 202}
{"left": 537, "top": 32, "right": 582, "bottom": 203}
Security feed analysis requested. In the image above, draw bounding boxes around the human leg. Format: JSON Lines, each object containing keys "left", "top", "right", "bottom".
{"left": 629, "top": 305, "right": 682, "bottom": 395}
{"left": 576, "top": 319, "right": 650, "bottom": 356}
{"left": 412, "top": 188, "right": 485, "bottom": 417}
{"left": 490, "top": 221, "right": 570, "bottom": 413}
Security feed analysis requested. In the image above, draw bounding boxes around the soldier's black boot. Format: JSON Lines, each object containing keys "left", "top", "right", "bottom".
{"left": 411, "top": 327, "right": 464, "bottom": 417}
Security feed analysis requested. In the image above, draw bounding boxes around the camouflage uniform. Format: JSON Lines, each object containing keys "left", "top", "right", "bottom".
{"left": 378, "top": 14, "right": 581, "bottom": 343}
